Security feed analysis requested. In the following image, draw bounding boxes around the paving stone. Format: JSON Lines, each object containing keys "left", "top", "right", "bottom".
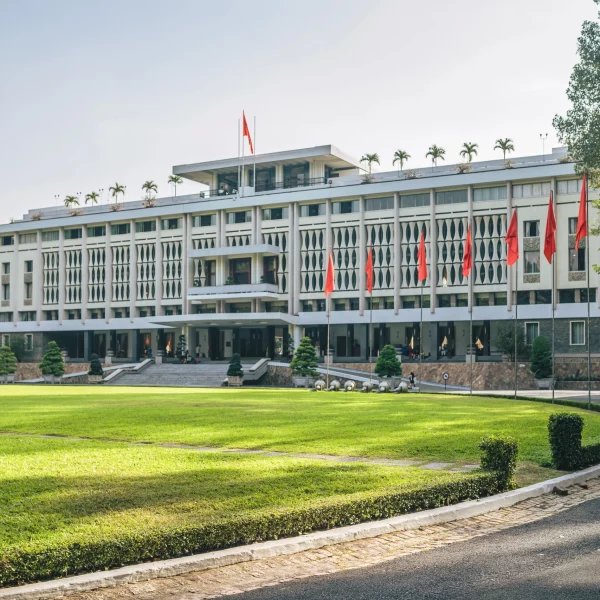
{"left": 420, "top": 462, "right": 454, "bottom": 470}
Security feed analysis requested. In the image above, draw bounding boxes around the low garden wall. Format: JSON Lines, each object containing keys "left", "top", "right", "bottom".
{"left": 14, "top": 363, "right": 93, "bottom": 382}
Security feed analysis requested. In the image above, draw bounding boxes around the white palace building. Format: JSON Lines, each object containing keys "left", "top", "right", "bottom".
{"left": 0, "top": 144, "right": 597, "bottom": 364}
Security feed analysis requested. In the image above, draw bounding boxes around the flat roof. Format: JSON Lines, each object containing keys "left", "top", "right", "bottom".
{"left": 172, "top": 144, "right": 359, "bottom": 185}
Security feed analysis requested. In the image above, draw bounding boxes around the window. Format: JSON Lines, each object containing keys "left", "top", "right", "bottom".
{"left": 524, "top": 251, "right": 540, "bottom": 274}
{"left": 1, "top": 334, "right": 9, "bottom": 346}
{"left": 570, "top": 321, "right": 585, "bottom": 345}
{"left": 18, "top": 233, "right": 37, "bottom": 244}
{"left": 569, "top": 247, "right": 585, "bottom": 272}
{"left": 494, "top": 292, "right": 507, "bottom": 306}
{"left": 2, "top": 263, "right": 9, "bottom": 275}
{"left": 334, "top": 302, "right": 346, "bottom": 311}
{"left": 525, "top": 322, "right": 539, "bottom": 345}
{"left": 558, "top": 179, "right": 583, "bottom": 195}
{"left": 24, "top": 334, "right": 33, "bottom": 351}
{"left": 435, "top": 189, "right": 468, "bottom": 205}
{"left": 135, "top": 220, "right": 156, "bottom": 233}
{"left": 44, "top": 310, "right": 59, "bottom": 320}
{"left": 64, "top": 228, "right": 82, "bottom": 240}
{"left": 568, "top": 217, "right": 582, "bottom": 235}
{"left": 332, "top": 200, "right": 359, "bottom": 214}
{"left": 89, "top": 309, "right": 105, "bottom": 319}
{"left": 559, "top": 289, "right": 576, "bottom": 303}
{"left": 517, "top": 290, "right": 531, "bottom": 305}
{"left": 512, "top": 182, "right": 552, "bottom": 198}
{"left": 456, "top": 294, "right": 468, "bottom": 307}
{"left": 24, "top": 260, "right": 33, "bottom": 273}
{"left": 20, "top": 311, "right": 35, "bottom": 322}
{"left": 437, "top": 295, "right": 451, "bottom": 308}
{"left": 111, "top": 223, "right": 131, "bottom": 235}
{"left": 473, "top": 186, "right": 507, "bottom": 202}
{"left": 161, "top": 218, "right": 181, "bottom": 230}
{"left": 0, "top": 313, "right": 12, "bottom": 323}
{"left": 88, "top": 225, "right": 106, "bottom": 237}
{"left": 301, "top": 300, "right": 313, "bottom": 312}
{"left": 2, "top": 284, "right": 9, "bottom": 301}
{"left": 300, "top": 203, "right": 326, "bottom": 217}
{"left": 1, "top": 236, "right": 14, "bottom": 246}
{"left": 535, "top": 290, "right": 551, "bottom": 304}
{"left": 365, "top": 196, "right": 394, "bottom": 212}
{"left": 193, "top": 214, "right": 216, "bottom": 227}
{"left": 24, "top": 282, "right": 32, "bottom": 300}
{"left": 226, "top": 211, "right": 251, "bottom": 224}
{"left": 581, "top": 288, "right": 597, "bottom": 303}
{"left": 400, "top": 193, "right": 430, "bottom": 209}
{"left": 42, "top": 230, "right": 59, "bottom": 242}
{"left": 524, "top": 221, "right": 540, "bottom": 237}
{"left": 262, "top": 206, "right": 289, "bottom": 220}
{"left": 349, "top": 298, "right": 359, "bottom": 311}
{"left": 475, "top": 293, "right": 490, "bottom": 307}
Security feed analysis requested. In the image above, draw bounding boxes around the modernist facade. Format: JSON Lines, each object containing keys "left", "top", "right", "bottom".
{"left": 0, "top": 144, "right": 598, "bottom": 363}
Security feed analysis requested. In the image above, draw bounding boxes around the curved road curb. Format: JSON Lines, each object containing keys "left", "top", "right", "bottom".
{"left": 3, "top": 464, "right": 600, "bottom": 600}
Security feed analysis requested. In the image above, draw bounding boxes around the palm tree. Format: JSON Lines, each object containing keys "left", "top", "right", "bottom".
{"left": 85, "top": 191, "right": 99, "bottom": 205}
{"left": 168, "top": 174, "right": 183, "bottom": 197}
{"left": 360, "top": 153, "right": 380, "bottom": 174}
{"left": 460, "top": 142, "right": 479, "bottom": 163}
{"left": 426, "top": 145, "right": 446, "bottom": 170}
{"left": 392, "top": 150, "right": 410, "bottom": 173}
{"left": 494, "top": 138, "right": 515, "bottom": 160}
{"left": 64, "top": 195, "right": 79, "bottom": 208}
{"left": 109, "top": 183, "right": 126, "bottom": 205}
{"left": 142, "top": 180, "right": 158, "bottom": 199}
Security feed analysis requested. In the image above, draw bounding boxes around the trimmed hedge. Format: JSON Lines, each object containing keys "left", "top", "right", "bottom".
{"left": 0, "top": 473, "right": 505, "bottom": 588}
{"left": 479, "top": 434, "right": 519, "bottom": 489}
{"left": 548, "top": 413, "right": 600, "bottom": 470}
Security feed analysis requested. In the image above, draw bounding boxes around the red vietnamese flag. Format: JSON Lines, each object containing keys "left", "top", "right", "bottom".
{"left": 366, "top": 246, "right": 374, "bottom": 294}
{"left": 242, "top": 111, "right": 254, "bottom": 154}
{"left": 417, "top": 231, "right": 428, "bottom": 282}
{"left": 324, "top": 248, "right": 335, "bottom": 297}
{"left": 544, "top": 192, "right": 557, "bottom": 264}
{"left": 462, "top": 224, "right": 473, "bottom": 278}
{"left": 506, "top": 209, "right": 519, "bottom": 267}
{"left": 575, "top": 171, "right": 588, "bottom": 250}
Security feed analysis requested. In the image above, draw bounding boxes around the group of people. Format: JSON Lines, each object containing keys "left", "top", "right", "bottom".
{"left": 181, "top": 345, "right": 203, "bottom": 364}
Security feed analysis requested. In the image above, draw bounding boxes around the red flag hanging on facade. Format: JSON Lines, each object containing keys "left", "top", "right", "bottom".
{"left": 366, "top": 246, "right": 374, "bottom": 294}
{"left": 506, "top": 210, "right": 519, "bottom": 267}
{"left": 324, "top": 248, "right": 335, "bottom": 297}
{"left": 544, "top": 192, "right": 557, "bottom": 264}
{"left": 242, "top": 111, "right": 254, "bottom": 154}
{"left": 462, "top": 224, "right": 473, "bottom": 277}
{"left": 417, "top": 231, "right": 428, "bottom": 282}
{"left": 575, "top": 171, "right": 588, "bottom": 250}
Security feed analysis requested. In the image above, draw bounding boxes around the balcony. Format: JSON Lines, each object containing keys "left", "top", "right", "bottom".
{"left": 188, "top": 282, "right": 280, "bottom": 302}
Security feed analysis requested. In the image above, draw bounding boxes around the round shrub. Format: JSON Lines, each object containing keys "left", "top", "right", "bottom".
{"left": 88, "top": 354, "right": 103, "bottom": 377}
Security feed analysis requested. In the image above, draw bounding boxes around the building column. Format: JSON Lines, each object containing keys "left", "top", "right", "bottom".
{"left": 129, "top": 221, "right": 137, "bottom": 321}
{"left": 393, "top": 192, "right": 401, "bottom": 315}
{"left": 293, "top": 203, "right": 301, "bottom": 315}
{"left": 81, "top": 226, "right": 89, "bottom": 324}
{"left": 429, "top": 190, "right": 437, "bottom": 313}
{"left": 35, "top": 230, "right": 43, "bottom": 325}
{"left": 359, "top": 196, "right": 366, "bottom": 315}
{"left": 155, "top": 216, "right": 163, "bottom": 314}
{"left": 506, "top": 182, "right": 513, "bottom": 312}
{"left": 182, "top": 213, "right": 192, "bottom": 314}
{"left": 293, "top": 324, "right": 302, "bottom": 349}
{"left": 58, "top": 228, "right": 65, "bottom": 324}
{"left": 105, "top": 224, "right": 112, "bottom": 323}
{"left": 11, "top": 233, "right": 19, "bottom": 327}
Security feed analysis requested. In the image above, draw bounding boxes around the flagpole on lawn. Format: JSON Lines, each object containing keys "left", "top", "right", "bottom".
{"left": 586, "top": 171, "right": 591, "bottom": 409}
{"left": 551, "top": 191, "right": 556, "bottom": 404}
{"left": 369, "top": 291, "right": 374, "bottom": 384}
{"left": 468, "top": 220, "right": 473, "bottom": 397}
{"left": 253, "top": 116, "right": 257, "bottom": 191}
{"left": 419, "top": 281, "right": 423, "bottom": 394}
{"left": 326, "top": 296, "right": 331, "bottom": 389}
{"left": 514, "top": 209, "right": 519, "bottom": 401}
{"left": 241, "top": 113, "right": 245, "bottom": 198}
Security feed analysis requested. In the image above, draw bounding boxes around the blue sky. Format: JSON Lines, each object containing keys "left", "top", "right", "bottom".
{"left": 0, "top": 0, "right": 596, "bottom": 220}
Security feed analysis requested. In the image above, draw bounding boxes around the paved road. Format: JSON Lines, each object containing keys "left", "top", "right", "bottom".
{"left": 236, "top": 499, "right": 600, "bottom": 600}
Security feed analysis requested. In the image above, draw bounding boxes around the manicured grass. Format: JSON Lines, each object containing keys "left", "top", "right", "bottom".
{"left": 0, "top": 435, "right": 467, "bottom": 558}
{"left": 1, "top": 386, "right": 600, "bottom": 464}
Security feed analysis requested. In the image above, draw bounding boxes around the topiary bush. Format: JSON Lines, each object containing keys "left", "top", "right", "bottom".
{"left": 290, "top": 337, "right": 318, "bottom": 377}
{"left": 227, "top": 353, "right": 244, "bottom": 377}
{"left": 479, "top": 434, "right": 519, "bottom": 489}
{"left": 548, "top": 413, "right": 600, "bottom": 470}
{"left": 0, "top": 345, "right": 17, "bottom": 376}
{"left": 530, "top": 336, "right": 552, "bottom": 379}
{"left": 38, "top": 341, "right": 65, "bottom": 377}
{"left": 374, "top": 344, "right": 402, "bottom": 378}
{"left": 88, "top": 353, "right": 103, "bottom": 377}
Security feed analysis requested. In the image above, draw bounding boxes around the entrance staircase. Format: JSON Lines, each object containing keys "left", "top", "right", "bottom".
{"left": 107, "top": 363, "right": 231, "bottom": 388}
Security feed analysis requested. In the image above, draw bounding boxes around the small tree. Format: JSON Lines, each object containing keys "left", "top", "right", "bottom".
{"left": 176, "top": 334, "right": 187, "bottom": 358}
{"left": 290, "top": 337, "right": 319, "bottom": 377}
{"left": 39, "top": 341, "right": 65, "bottom": 377}
{"left": 0, "top": 346, "right": 17, "bottom": 375}
{"left": 227, "top": 353, "right": 244, "bottom": 377}
{"left": 374, "top": 344, "right": 402, "bottom": 378}
{"left": 530, "top": 336, "right": 552, "bottom": 379}
{"left": 494, "top": 324, "right": 527, "bottom": 360}
{"left": 88, "top": 353, "right": 103, "bottom": 376}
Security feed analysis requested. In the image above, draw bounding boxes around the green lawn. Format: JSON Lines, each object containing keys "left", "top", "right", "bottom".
{"left": 1, "top": 386, "right": 600, "bottom": 464}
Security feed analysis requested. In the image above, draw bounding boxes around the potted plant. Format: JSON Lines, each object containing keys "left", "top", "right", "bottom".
{"left": 290, "top": 336, "right": 319, "bottom": 388}
{"left": 87, "top": 353, "right": 104, "bottom": 383}
{"left": 227, "top": 353, "right": 244, "bottom": 387}
{"left": 530, "top": 336, "right": 554, "bottom": 389}
{"left": 39, "top": 341, "right": 65, "bottom": 383}
{"left": 0, "top": 345, "right": 17, "bottom": 383}
{"left": 374, "top": 344, "right": 402, "bottom": 387}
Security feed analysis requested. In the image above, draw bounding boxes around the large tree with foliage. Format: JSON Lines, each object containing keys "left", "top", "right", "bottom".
{"left": 290, "top": 336, "right": 319, "bottom": 377}
{"left": 374, "top": 344, "right": 402, "bottom": 378}
{"left": 554, "top": 0, "right": 600, "bottom": 187}
{"left": 494, "top": 323, "right": 528, "bottom": 361}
